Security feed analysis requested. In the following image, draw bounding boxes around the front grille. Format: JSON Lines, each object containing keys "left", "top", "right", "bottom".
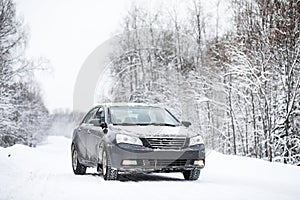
{"left": 144, "top": 137, "right": 186, "bottom": 149}
{"left": 149, "top": 159, "right": 187, "bottom": 167}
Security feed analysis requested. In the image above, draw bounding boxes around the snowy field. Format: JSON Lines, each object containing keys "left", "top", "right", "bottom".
{"left": 0, "top": 136, "right": 300, "bottom": 200}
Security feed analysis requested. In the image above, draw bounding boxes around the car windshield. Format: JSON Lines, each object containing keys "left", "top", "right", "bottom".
{"left": 109, "top": 106, "right": 180, "bottom": 126}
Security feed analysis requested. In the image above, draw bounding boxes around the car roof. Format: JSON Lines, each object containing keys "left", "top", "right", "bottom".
{"left": 95, "top": 102, "right": 163, "bottom": 108}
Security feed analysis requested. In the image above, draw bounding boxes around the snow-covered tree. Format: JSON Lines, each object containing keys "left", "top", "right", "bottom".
{"left": 0, "top": 0, "right": 49, "bottom": 147}
{"left": 95, "top": 0, "right": 300, "bottom": 165}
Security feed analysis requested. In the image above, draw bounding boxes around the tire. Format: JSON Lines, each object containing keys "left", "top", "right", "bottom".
{"left": 102, "top": 149, "right": 118, "bottom": 180}
{"left": 182, "top": 168, "right": 201, "bottom": 180}
{"left": 97, "top": 163, "right": 102, "bottom": 173}
{"left": 72, "top": 146, "right": 86, "bottom": 175}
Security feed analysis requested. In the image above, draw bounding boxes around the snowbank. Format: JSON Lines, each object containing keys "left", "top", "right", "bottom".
{"left": 0, "top": 136, "right": 299, "bottom": 200}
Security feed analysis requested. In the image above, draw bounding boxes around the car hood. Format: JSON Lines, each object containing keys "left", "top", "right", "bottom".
{"left": 109, "top": 125, "right": 197, "bottom": 138}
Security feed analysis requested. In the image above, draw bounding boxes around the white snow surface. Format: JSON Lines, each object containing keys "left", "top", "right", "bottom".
{"left": 0, "top": 136, "right": 299, "bottom": 200}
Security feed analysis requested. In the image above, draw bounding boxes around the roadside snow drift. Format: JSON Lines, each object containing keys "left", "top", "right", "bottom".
{"left": 0, "top": 136, "right": 299, "bottom": 200}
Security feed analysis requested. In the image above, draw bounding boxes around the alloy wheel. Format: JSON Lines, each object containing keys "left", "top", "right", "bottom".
{"left": 102, "top": 151, "right": 107, "bottom": 176}
{"left": 72, "top": 149, "right": 78, "bottom": 170}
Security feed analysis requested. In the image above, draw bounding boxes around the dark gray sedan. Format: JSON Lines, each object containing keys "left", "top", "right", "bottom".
{"left": 71, "top": 103, "right": 205, "bottom": 181}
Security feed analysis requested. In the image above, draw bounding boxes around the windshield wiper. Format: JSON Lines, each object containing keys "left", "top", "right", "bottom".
{"left": 154, "top": 123, "right": 177, "bottom": 127}
{"left": 112, "top": 123, "right": 136, "bottom": 126}
{"left": 135, "top": 123, "right": 177, "bottom": 127}
{"left": 113, "top": 123, "right": 178, "bottom": 127}
{"left": 134, "top": 123, "right": 151, "bottom": 126}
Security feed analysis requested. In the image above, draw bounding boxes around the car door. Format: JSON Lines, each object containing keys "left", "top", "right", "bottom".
{"left": 78, "top": 107, "right": 98, "bottom": 162}
{"left": 85, "top": 106, "right": 106, "bottom": 164}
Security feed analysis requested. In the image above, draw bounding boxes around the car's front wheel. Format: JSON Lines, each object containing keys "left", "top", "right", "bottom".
{"left": 182, "top": 168, "right": 200, "bottom": 180}
{"left": 72, "top": 146, "right": 86, "bottom": 175}
{"left": 102, "top": 150, "right": 118, "bottom": 180}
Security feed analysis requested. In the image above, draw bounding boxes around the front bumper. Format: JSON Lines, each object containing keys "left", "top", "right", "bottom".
{"left": 107, "top": 144, "right": 205, "bottom": 173}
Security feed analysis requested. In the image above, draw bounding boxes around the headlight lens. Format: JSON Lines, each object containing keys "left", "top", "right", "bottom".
{"left": 189, "top": 135, "right": 204, "bottom": 146}
{"left": 116, "top": 134, "right": 143, "bottom": 146}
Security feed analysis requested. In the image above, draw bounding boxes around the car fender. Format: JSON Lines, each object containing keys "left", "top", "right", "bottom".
{"left": 98, "top": 141, "right": 107, "bottom": 164}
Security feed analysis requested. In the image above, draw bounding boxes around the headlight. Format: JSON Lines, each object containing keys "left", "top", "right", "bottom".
{"left": 189, "top": 135, "right": 204, "bottom": 146}
{"left": 116, "top": 134, "right": 143, "bottom": 146}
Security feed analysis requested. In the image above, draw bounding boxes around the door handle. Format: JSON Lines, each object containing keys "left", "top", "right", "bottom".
{"left": 87, "top": 129, "right": 91, "bottom": 134}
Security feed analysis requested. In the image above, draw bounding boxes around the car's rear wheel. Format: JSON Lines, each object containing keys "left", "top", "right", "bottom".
{"left": 102, "top": 150, "right": 118, "bottom": 180}
{"left": 72, "top": 146, "right": 86, "bottom": 175}
{"left": 182, "top": 168, "right": 200, "bottom": 180}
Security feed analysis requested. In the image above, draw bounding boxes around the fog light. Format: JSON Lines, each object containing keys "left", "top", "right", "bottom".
{"left": 194, "top": 159, "right": 204, "bottom": 166}
{"left": 122, "top": 159, "right": 137, "bottom": 166}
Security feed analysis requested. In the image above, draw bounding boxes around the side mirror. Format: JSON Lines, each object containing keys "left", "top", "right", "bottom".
{"left": 181, "top": 121, "right": 191, "bottom": 127}
{"left": 100, "top": 122, "right": 108, "bottom": 129}
{"left": 100, "top": 122, "right": 107, "bottom": 128}
{"left": 103, "top": 128, "right": 108, "bottom": 134}
{"left": 100, "top": 122, "right": 108, "bottom": 134}
{"left": 90, "top": 119, "right": 101, "bottom": 126}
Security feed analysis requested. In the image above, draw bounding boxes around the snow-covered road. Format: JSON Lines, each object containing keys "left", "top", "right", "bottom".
{"left": 0, "top": 136, "right": 300, "bottom": 200}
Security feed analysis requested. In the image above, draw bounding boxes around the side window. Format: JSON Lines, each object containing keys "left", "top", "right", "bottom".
{"left": 93, "top": 107, "right": 105, "bottom": 123}
{"left": 82, "top": 107, "right": 98, "bottom": 124}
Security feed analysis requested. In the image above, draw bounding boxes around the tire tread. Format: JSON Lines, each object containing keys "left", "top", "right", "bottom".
{"left": 183, "top": 168, "right": 200, "bottom": 180}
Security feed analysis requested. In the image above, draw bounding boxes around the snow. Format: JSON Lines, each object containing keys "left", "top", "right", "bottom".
{"left": 0, "top": 136, "right": 300, "bottom": 200}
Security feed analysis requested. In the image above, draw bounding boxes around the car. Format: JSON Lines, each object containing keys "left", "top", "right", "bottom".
{"left": 71, "top": 103, "right": 205, "bottom": 181}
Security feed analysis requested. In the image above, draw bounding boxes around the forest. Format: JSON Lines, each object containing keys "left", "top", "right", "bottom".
{"left": 98, "top": 0, "right": 300, "bottom": 165}
{"left": 0, "top": 0, "right": 299, "bottom": 165}
{"left": 0, "top": 0, "right": 49, "bottom": 147}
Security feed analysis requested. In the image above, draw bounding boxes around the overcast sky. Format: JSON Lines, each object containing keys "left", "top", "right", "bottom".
{"left": 15, "top": 0, "right": 230, "bottom": 112}
{"left": 15, "top": 0, "right": 132, "bottom": 111}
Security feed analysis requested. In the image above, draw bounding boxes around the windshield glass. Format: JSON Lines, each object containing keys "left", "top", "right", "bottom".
{"left": 109, "top": 106, "right": 180, "bottom": 126}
